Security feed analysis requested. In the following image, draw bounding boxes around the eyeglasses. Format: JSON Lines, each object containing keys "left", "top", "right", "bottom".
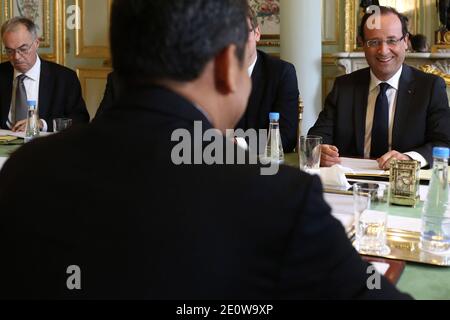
{"left": 4, "top": 42, "right": 35, "bottom": 57}
{"left": 365, "top": 35, "right": 406, "bottom": 48}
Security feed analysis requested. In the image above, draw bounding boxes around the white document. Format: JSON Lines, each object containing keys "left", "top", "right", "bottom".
{"left": 387, "top": 215, "right": 422, "bottom": 233}
{"left": 323, "top": 193, "right": 354, "bottom": 232}
{"left": 340, "top": 157, "right": 387, "bottom": 175}
{"left": 324, "top": 192, "right": 424, "bottom": 234}
{"left": 0, "top": 129, "right": 53, "bottom": 138}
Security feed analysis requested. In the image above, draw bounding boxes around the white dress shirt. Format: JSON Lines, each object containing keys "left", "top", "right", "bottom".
{"left": 247, "top": 55, "right": 257, "bottom": 77}
{"left": 235, "top": 55, "right": 258, "bottom": 151}
{"left": 9, "top": 56, "right": 48, "bottom": 132}
{"left": 364, "top": 66, "right": 427, "bottom": 167}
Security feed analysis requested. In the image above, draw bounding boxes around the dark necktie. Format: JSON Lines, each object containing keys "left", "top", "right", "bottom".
{"left": 15, "top": 74, "right": 28, "bottom": 123}
{"left": 370, "top": 82, "right": 390, "bottom": 159}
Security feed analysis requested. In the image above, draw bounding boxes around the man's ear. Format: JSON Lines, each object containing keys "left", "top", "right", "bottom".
{"left": 403, "top": 33, "right": 409, "bottom": 50}
{"left": 214, "top": 45, "right": 239, "bottom": 94}
{"left": 254, "top": 26, "right": 261, "bottom": 42}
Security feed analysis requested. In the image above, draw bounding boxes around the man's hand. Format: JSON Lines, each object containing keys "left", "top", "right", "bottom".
{"left": 12, "top": 119, "right": 44, "bottom": 132}
{"left": 11, "top": 120, "right": 27, "bottom": 132}
{"left": 320, "top": 144, "right": 341, "bottom": 167}
{"left": 377, "top": 150, "right": 411, "bottom": 170}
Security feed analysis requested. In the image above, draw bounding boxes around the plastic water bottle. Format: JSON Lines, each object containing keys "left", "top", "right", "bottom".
{"left": 264, "top": 112, "right": 284, "bottom": 163}
{"left": 420, "top": 147, "right": 450, "bottom": 253}
{"left": 24, "top": 100, "right": 40, "bottom": 143}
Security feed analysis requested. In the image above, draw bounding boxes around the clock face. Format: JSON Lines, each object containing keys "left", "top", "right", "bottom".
{"left": 394, "top": 170, "right": 413, "bottom": 195}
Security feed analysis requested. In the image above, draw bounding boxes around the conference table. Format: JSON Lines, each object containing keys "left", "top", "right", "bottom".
{"left": 283, "top": 153, "right": 450, "bottom": 299}
{"left": 0, "top": 140, "right": 449, "bottom": 299}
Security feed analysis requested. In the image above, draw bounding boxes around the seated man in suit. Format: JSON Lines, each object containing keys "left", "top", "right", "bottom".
{"left": 235, "top": 8, "right": 299, "bottom": 152}
{"left": 96, "top": 8, "right": 299, "bottom": 153}
{"left": 0, "top": 17, "right": 89, "bottom": 132}
{"left": 0, "top": 0, "right": 410, "bottom": 299}
{"left": 309, "top": 6, "right": 450, "bottom": 169}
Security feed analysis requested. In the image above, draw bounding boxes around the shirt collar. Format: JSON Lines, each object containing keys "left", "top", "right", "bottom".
{"left": 369, "top": 65, "right": 402, "bottom": 92}
{"left": 13, "top": 55, "right": 41, "bottom": 81}
{"left": 248, "top": 54, "right": 257, "bottom": 77}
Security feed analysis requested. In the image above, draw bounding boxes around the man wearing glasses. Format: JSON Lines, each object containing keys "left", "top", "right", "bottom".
{"left": 309, "top": 6, "right": 450, "bottom": 169}
{"left": 0, "top": 17, "right": 89, "bottom": 132}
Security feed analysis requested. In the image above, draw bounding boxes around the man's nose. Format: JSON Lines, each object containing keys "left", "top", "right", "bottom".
{"left": 12, "top": 50, "right": 21, "bottom": 59}
{"left": 377, "top": 41, "right": 390, "bottom": 54}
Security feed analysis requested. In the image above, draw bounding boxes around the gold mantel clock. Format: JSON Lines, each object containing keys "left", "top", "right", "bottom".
{"left": 389, "top": 160, "right": 420, "bottom": 207}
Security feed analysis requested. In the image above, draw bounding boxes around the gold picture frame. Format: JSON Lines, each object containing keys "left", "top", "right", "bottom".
{"left": 249, "top": 0, "right": 280, "bottom": 47}
{"left": 3, "top": 0, "right": 62, "bottom": 63}
{"left": 345, "top": 0, "right": 418, "bottom": 52}
{"left": 322, "top": 0, "right": 340, "bottom": 45}
{"left": 5, "top": 0, "right": 51, "bottom": 47}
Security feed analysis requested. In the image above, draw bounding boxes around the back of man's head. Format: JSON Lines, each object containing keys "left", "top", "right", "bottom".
{"left": 110, "top": 0, "right": 248, "bottom": 83}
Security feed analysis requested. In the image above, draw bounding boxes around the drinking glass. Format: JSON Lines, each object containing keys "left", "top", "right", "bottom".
{"left": 53, "top": 118, "right": 72, "bottom": 133}
{"left": 299, "top": 135, "right": 322, "bottom": 173}
{"left": 353, "top": 182, "right": 390, "bottom": 255}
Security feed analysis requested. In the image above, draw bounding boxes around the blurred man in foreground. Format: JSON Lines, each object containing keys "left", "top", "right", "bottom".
{"left": 0, "top": 0, "right": 411, "bottom": 299}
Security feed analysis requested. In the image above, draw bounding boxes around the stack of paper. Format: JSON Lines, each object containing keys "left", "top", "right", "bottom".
{"left": 323, "top": 192, "right": 354, "bottom": 236}
{"left": 340, "top": 157, "right": 387, "bottom": 176}
{"left": 0, "top": 136, "right": 18, "bottom": 144}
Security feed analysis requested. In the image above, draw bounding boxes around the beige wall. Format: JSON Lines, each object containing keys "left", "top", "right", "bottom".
{"left": 322, "top": 0, "right": 441, "bottom": 99}
{"left": 1, "top": 0, "right": 443, "bottom": 115}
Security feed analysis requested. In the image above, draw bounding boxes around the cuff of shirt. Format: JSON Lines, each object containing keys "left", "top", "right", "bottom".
{"left": 404, "top": 151, "right": 428, "bottom": 168}
{"left": 40, "top": 119, "right": 48, "bottom": 132}
{"left": 235, "top": 137, "right": 248, "bottom": 151}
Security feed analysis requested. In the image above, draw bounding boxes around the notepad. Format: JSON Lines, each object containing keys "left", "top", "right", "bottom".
{"left": 0, "top": 135, "right": 18, "bottom": 144}
{"left": 340, "top": 157, "right": 387, "bottom": 175}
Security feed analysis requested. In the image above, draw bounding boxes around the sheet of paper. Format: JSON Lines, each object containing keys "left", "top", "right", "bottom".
{"left": 420, "top": 168, "right": 450, "bottom": 182}
{"left": 324, "top": 193, "right": 354, "bottom": 232}
{"left": 324, "top": 192, "right": 424, "bottom": 233}
{"left": 340, "top": 157, "right": 387, "bottom": 175}
{"left": 0, "top": 129, "right": 52, "bottom": 139}
{"left": 387, "top": 215, "right": 422, "bottom": 233}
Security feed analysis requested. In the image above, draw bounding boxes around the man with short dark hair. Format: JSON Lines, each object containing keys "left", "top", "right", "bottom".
{"left": 309, "top": 6, "right": 450, "bottom": 169}
{"left": 235, "top": 8, "right": 299, "bottom": 152}
{"left": 0, "top": 0, "right": 410, "bottom": 299}
{"left": 410, "top": 34, "right": 429, "bottom": 52}
{"left": 0, "top": 17, "right": 89, "bottom": 132}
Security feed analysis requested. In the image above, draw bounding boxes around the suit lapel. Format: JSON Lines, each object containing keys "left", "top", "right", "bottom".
{"left": 0, "top": 64, "right": 14, "bottom": 128}
{"left": 38, "top": 60, "right": 53, "bottom": 119}
{"left": 392, "top": 65, "right": 415, "bottom": 149}
{"left": 353, "top": 69, "right": 370, "bottom": 156}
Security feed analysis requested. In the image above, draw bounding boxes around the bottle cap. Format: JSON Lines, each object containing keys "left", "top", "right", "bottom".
{"left": 433, "top": 147, "right": 449, "bottom": 159}
{"left": 269, "top": 112, "right": 279, "bottom": 121}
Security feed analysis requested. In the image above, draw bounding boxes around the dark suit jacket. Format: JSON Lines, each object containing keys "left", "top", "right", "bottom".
{"left": 0, "top": 59, "right": 89, "bottom": 131}
{"left": 0, "top": 86, "right": 410, "bottom": 299}
{"left": 309, "top": 65, "right": 450, "bottom": 165}
{"left": 95, "top": 72, "right": 121, "bottom": 118}
{"left": 236, "top": 50, "right": 299, "bottom": 152}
